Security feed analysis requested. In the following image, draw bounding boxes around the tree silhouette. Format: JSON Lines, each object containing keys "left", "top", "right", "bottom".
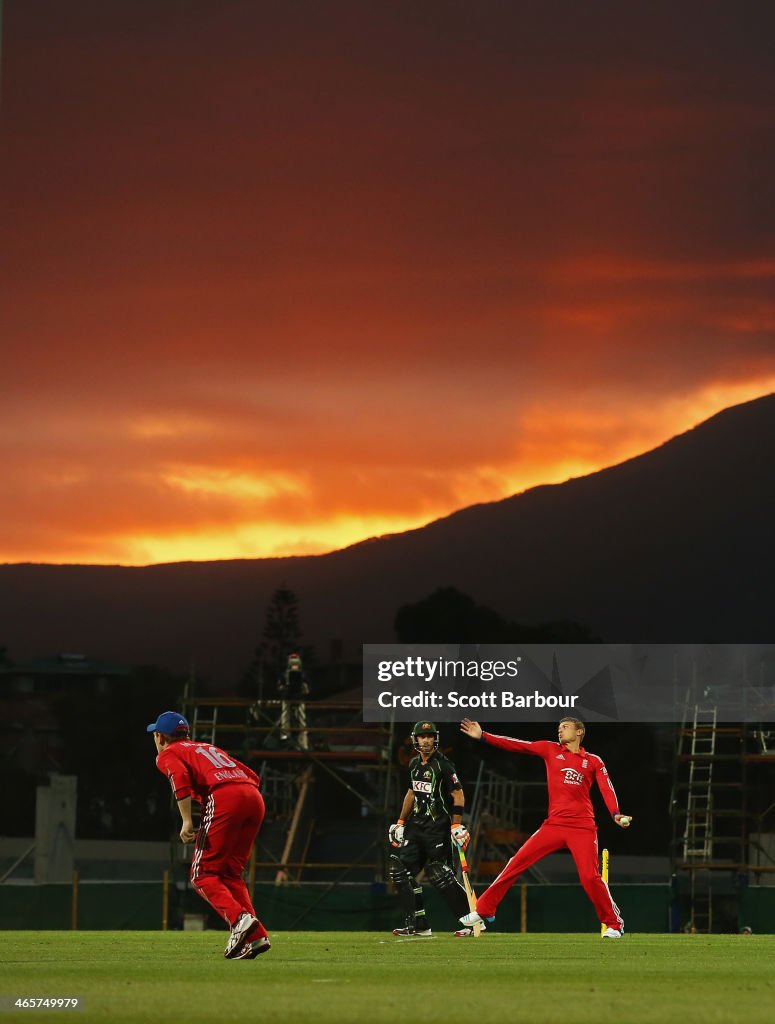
{"left": 395, "top": 586, "right": 510, "bottom": 642}
{"left": 395, "top": 586, "right": 600, "bottom": 643}
{"left": 243, "top": 585, "right": 305, "bottom": 698}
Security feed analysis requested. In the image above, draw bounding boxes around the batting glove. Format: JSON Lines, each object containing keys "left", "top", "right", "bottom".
{"left": 388, "top": 820, "right": 407, "bottom": 847}
{"left": 451, "top": 824, "right": 470, "bottom": 850}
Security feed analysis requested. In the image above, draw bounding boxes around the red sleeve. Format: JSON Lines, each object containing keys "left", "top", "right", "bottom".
{"left": 593, "top": 757, "right": 620, "bottom": 818}
{"left": 157, "top": 748, "right": 194, "bottom": 800}
{"left": 481, "top": 733, "right": 554, "bottom": 758}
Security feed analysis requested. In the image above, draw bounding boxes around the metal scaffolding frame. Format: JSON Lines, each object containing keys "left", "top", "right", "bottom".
{"left": 670, "top": 702, "right": 775, "bottom": 932}
{"left": 177, "top": 693, "right": 399, "bottom": 889}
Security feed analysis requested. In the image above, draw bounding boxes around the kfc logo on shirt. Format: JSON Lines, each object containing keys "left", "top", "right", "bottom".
{"left": 561, "top": 768, "right": 584, "bottom": 786}
{"left": 413, "top": 780, "right": 432, "bottom": 794}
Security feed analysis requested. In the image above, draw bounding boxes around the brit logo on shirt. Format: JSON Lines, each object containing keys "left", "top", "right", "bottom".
{"left": 561, "top": 768, "right": 584, "bottom": 785}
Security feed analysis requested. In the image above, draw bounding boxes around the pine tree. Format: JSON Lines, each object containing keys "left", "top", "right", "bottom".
{"left": 244, "top": 585, "right": 304, "bottom": 698}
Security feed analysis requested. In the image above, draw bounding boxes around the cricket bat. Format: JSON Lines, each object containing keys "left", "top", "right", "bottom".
{"left": 458, "top": 846, "right": 481, "bottom": 937}
{"left": 600, "top": 848, "right": 609, "bottom": 935}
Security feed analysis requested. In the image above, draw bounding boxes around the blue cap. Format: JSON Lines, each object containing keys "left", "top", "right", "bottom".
{"left": 147, "top": 711, "right": 189, "bottom": 735}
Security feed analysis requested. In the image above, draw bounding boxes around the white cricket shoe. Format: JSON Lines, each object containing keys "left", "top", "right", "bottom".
{"left": 602, "top": 927, "right": 623, "bottom": 938}
{"left": 459, "top": 911, "right": 485, "bottom": 928}
{"left": 224, "top": 913, "right": 259, "bottom": 958}
{"left": 233, "top": 936, "right": 271, "bottom": 959}
{"left": 391, "top": 926, "right": 432, "bottom": 937}
{"left": 454, "top": 921, "right": 487, "bottom": 937}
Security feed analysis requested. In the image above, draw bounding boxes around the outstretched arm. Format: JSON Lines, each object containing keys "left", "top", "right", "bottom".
{"left": 462, "top": 719, "right": 551, "bottom": 757}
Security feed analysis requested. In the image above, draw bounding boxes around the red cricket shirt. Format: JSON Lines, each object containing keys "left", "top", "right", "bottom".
{"left": 156, "top": 740, "right": 260, "bottom": 805}
{"left": 481, "top": 733, "right": 619, "bottom": 829}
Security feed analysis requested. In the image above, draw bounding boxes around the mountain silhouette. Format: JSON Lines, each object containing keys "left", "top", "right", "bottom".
{"left": 1, "top": 393, "right": 773, "bottom": 686}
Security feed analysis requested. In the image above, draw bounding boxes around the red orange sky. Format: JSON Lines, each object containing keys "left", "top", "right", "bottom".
{"left": 1, "top": 1, "right": 774, "bottom": 565}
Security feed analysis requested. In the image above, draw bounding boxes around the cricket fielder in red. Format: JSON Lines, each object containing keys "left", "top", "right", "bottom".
{"left": 459, "top": 717, "right": 632, "bottom": 938}
{"left": 147, "top": 711, "right": 270, "bottom": 959}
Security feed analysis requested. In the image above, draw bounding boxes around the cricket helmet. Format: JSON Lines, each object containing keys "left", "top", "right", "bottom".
{"left": 411, "top": 720, "right": 439, "bottom": 751}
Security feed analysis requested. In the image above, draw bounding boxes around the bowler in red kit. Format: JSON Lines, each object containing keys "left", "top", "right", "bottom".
{"left": 147, "top": 711, "right": 270, "bottom": 959}
{"left": 459, "top": 717, "right": 631, "bottom": 937}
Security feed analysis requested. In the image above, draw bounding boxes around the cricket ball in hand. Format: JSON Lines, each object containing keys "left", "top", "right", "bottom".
{"left": 619, "top": 815, "right": 632, "bottom": 826}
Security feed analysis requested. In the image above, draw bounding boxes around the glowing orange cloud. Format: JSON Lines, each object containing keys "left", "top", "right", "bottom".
{"left": 2, "top": 2, "right": 773, "bottom": 564}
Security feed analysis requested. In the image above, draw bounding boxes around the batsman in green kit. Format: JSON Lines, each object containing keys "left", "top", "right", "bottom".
{"left": 387, "top": 721, "right": 480, "bottom": 937}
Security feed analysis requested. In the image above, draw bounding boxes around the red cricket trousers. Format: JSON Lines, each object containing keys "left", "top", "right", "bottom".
{"left": 191, "top": 782, "right": 267, "bottom": 937}
{"left": 476, "top": 821, "right": 623, "bottom": 930}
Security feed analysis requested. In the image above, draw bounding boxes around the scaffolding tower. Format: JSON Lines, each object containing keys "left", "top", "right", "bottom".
{"left": 671, "top": 704, "right": 775, "bottom": 932}
{"left": 178, "top": 694, "right": 399, "bottom": 887}
{"left": 467, "top": 763, "right": 550, "bottom": 885}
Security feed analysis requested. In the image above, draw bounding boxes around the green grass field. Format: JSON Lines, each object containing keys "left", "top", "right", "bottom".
{"left": 2, "top": 931, "right": 773, "bottom": 1023}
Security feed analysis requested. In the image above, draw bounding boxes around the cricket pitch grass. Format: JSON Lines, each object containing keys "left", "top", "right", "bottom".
{"left": 2, "top": 931, "right": 773, "bottom": 1023}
